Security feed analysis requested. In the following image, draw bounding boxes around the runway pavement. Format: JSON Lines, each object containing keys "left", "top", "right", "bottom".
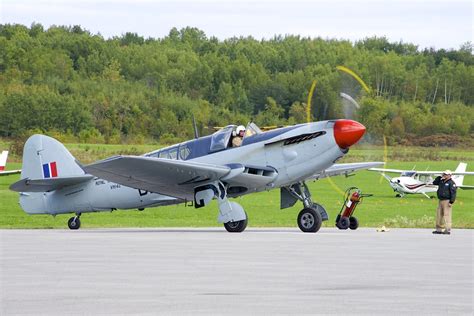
{"left": 1, "top": 228, "right": 472, "bottom": 315}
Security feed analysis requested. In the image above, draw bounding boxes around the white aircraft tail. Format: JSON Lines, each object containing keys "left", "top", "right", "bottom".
{"left": 0, "top": 150, "right": 8, "bottom": 171}
{"left": 452, "top": 162, "right": 467, "bottom": 186}
{"left": 12, "top": 135, "right": 90, "bottom": 214}
{"left": 20, "top": 134, "right": 85, "bottom": 180}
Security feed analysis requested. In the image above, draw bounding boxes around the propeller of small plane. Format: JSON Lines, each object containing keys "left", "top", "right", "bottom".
{"left": 305, "top": 65, "right": 384, "bottom": 194}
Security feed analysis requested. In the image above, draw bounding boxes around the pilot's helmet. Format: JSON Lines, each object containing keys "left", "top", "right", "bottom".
{"left": 236, "top": 125, "right": 245, "bottom": 136}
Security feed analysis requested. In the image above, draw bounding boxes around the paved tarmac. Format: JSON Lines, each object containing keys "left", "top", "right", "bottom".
{"left": 0, "top": 228, "right": 472, "bottom": 315}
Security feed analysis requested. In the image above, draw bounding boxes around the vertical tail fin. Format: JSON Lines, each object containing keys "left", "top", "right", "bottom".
{"left": 0, "top": 150, "right": 8, "bottom": 171}
{"left": 452, "top": 162, "right": 467, "bottom": 186}
{"left": 21, "top": 135, "right": 85, "bottom": 180}
{"left": 13, "top": 135, "right": 88, "bottom": 214}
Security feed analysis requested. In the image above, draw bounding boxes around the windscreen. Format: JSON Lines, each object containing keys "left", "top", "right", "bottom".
{"left": 244, "top": 122, "right": 262, "bottom": 139}
{"left": 210, "top": 126, "right": 234, "bottom": 152}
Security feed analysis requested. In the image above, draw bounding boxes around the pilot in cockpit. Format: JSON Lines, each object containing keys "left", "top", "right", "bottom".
{"left": 232, "top": 125, "right": 246, "bottom": 147}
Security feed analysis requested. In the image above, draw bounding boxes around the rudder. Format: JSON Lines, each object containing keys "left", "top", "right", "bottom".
{"left": 0, "top": 150, "right": 8, "bottom": 171}
{"left": 452, "top": 162, "right": 467, "bottom": 186}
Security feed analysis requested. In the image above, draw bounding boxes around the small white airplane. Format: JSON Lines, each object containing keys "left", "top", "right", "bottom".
{"left": 11, "top": 120, "right": 383, "bottom": 233}
{"left": 0, "top": 151, "right": 21, "bottom": 176}
{"left": 369, "top": 163, "right": 474, "bottom": 198}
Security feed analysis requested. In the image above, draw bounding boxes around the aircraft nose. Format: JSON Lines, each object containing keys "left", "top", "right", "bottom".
{"left": 333, "top": 119, "right": 366, "bottom": 149}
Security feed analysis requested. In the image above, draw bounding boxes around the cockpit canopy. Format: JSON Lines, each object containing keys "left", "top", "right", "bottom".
{"left": 145, "top": 122, "right": 263, "bottom": 160}
{"left": 209, "top": 122, "right": 262, "bottom": 152}
{"left": 210, "top": 125, "right": 234, "bottom": 153}
{"left": 245, "top": 122, "right": 262, "bottom": 137}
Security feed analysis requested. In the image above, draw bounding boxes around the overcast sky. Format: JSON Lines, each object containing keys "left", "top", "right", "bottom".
{"left": 1, "top": 0, "right": 472, "bottom": 49}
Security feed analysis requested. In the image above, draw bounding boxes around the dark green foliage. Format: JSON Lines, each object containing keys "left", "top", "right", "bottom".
{"left": 0, "top": 23, "right": 472, "bottom": 144}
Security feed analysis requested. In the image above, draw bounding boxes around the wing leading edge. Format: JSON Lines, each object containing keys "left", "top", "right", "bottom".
{"left": 310, "top": 162, "right": 384, "bottom": 180}
{"left": 369, "top": 167, "right": 474, "bottom": 176}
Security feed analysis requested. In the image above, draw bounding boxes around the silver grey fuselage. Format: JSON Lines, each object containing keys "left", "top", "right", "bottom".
{"left": 21, "top": 120, "right": 345, "bottom": 215}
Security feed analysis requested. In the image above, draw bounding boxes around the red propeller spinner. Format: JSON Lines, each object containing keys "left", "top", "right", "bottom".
{"left": 333, "top": 120, "right": 366, "bottom": 149}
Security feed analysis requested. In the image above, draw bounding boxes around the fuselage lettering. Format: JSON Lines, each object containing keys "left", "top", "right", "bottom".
{"left": 138, "top": 189, "right": 149, "bottom": 196}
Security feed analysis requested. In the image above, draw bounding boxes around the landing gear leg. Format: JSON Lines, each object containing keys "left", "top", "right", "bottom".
{"left": 287, "top": 182, "right": 327, "bottom": 233}
{"left": 216, "top": 182, "right": 247, "bottom": 233}
{"left": 195, "top": 182, "right": 248, "bottom": 233}
{"left": 68, "top": 213, "right": 81, "bottom": 230}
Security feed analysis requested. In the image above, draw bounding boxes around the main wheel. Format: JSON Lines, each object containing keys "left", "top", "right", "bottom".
{"left": 297, "top": 208, "right": 322, "bottom": 233}
{"left": 224, "top": 212, "right": 248, "bottom": 233}
{"left": 68, "top": 217, "right": 81, "bottom": 230}
{"left": 337, "top": 217, "right": 350, "bottom": 230}
{"left": 349, "top": 216, "right": 359, "bottom": 230}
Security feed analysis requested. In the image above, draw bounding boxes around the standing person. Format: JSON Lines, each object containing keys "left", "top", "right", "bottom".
{"left": 432, "top": 170, "right": 457, "bottom": 235}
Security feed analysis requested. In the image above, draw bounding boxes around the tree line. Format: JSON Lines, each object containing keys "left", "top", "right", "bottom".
{"left": 0, "top": 23, "right": 472, "bottom": 145}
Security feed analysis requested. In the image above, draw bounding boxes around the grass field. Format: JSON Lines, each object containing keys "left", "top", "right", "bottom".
{"left": 0, "top": 143, "right": 473, "bottom": 229}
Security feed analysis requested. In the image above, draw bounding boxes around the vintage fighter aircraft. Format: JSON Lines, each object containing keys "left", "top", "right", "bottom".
{"left": 11, "top": 120, "right": 382, "bottom": 233}
{"left": 0, "top": 151, "right": 21, "bottom": 176}
{"left": 369, "top": 163, "right": 474, "bottom": 198}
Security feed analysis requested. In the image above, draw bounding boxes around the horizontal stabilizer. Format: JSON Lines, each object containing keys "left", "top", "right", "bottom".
{"left": 10, "top": 175, "right": 94, "bottom": 192}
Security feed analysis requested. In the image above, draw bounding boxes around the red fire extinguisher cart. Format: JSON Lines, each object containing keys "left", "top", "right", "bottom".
{"left": 335, "top": 187, "right": 372, "bottom": 230}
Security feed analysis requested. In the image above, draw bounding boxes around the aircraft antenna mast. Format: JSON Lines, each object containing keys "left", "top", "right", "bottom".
{"left": 192, "top": 115, "right": 199, "bottom": 139}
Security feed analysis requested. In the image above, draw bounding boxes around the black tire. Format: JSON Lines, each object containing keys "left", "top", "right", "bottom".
{"left": 224, "top": 213, "right": 248, "bottom": 233}
{"left": 349, "top": 216, "right": 359, "bottom": 230}
{"left": 337, "top": 217, "right": 350, "bottom": 230}
{"left": 335, "top": 214, "right": 341, "bottom": 227}
{"left": 68, "top": 217, "right": 81, "bottom": 230}
{"left": 297, "top": 208, "right": 322, "bottom": 233}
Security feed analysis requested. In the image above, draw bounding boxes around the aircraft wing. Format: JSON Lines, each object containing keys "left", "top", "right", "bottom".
{"left": 0, "top": 169, "right": 21, "bottom": 176}
{"left": 459, "top": 185, "right": 474, "bottom": 190}
{"left": 369, "top": 168, "right": 474, "bottom": 176}
{"left": 415, "top": 171, "right": 474, "bottom": 176}
{"left": 368, "top": 167, "right": 406, "bottom": 174}
{"left": 84, "top": 156, "right": 278, "bottom": 199}
{"left": 84, "top": 156, "right": 232, "bottom": 200}
{"left": 309, "top": 162, "right": 384, "bottom": 180}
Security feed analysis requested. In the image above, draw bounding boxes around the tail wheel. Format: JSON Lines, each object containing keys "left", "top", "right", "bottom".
{"left": 337, "top": 217, "right": 350, "bottom": 230}
{"left": 349, "top": 216, "right": 359, "bottom": 230}
{"left": 68, "top": 217, "right": 81, "bottom": 230}
{"left": 297, "top": 207, "right": 322, "bottom": 233}
{"left": 224, "top": 212, "right": 248, "bottom": 233}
